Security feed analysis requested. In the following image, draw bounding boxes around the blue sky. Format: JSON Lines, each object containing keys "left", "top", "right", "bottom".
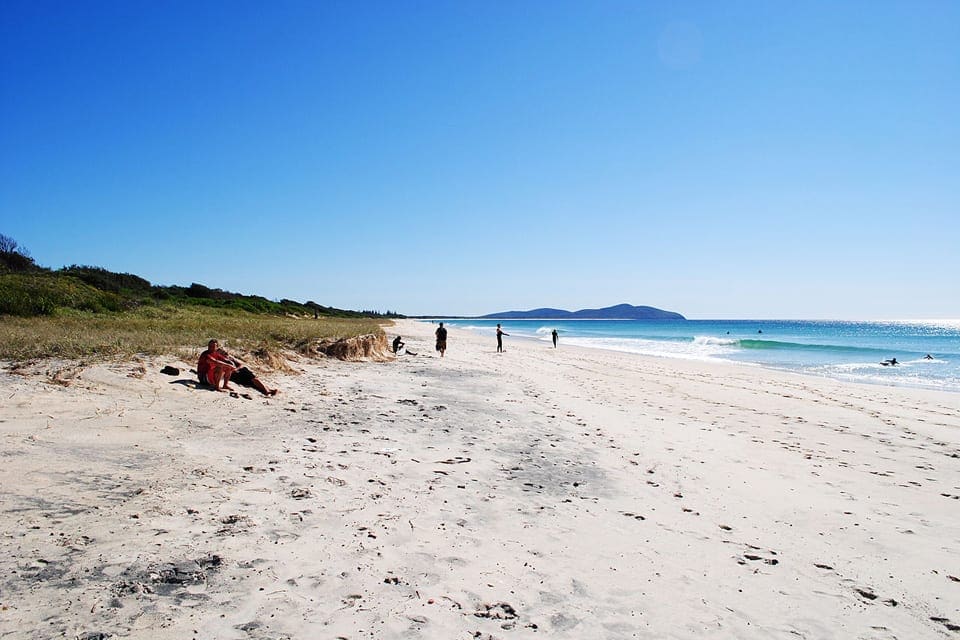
{"left": 1, "top": 1, "right": 957, "bottom": 318}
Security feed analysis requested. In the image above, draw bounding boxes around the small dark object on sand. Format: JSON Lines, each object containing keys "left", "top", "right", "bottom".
{"left": 160, "top": 366, "right": 180, "bottom": 376}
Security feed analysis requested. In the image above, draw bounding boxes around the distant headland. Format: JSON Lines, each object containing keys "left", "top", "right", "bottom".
{"left": 481, "top": 303, "right": 685, "bottom": 320}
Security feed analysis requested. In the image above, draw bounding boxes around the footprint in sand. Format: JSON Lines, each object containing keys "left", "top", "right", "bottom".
{"left": 930, "top": 617, "right": 960, "bottom": 632}
{"left": 854, "top": 587, "right": 898, "bottom": 607}
{"left": 737, "top": 545, "right": 778, "bottom": 566}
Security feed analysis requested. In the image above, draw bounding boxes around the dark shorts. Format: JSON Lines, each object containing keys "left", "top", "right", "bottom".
{"left": 230, "top": 367, "right": 256, "bottom": 386}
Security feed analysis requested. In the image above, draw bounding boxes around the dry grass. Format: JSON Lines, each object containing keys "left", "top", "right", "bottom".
{"left": 0, "top": 306, "right": 389, "bottom": 363}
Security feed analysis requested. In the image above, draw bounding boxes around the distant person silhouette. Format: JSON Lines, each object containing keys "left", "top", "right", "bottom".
{"left": 552, "top": 329, "right": 558, "bottom": 348}
{"left": 496, "top": 324, "right": 509, "bottom": 353}
{"left": 435, "top": 323, "right": 447, "bottom": 357}
{"left": 392, "top": 335, "right": 404, "bottom": 353}
{"left": 924, "top": 354, "right": 934, "bottom": 360}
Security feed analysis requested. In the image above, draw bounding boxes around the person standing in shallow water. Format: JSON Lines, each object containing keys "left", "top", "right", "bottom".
{"left": 552, "top": 329, "right": 558, "bottom": 348}
{"left": 435, "top": 323, "right": 447, "bottom": 357}
{"left": 496, "top": 324, "right": 509, "bottom": 353}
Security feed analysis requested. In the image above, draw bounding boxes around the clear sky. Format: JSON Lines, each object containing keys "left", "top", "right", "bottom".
{"left": 1, "top": 1, "right": 957, "bottom": 319}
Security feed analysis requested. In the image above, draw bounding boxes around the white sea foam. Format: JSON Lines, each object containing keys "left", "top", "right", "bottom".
{"left": 692, "top": 336, "right": 739, "bottom": 346}
{"left": 825, "top": 362, "right": 902, "bottom": 372}
{"left": 803, "top": 362, "right": 960, "bottom": 392}
{"left": 831, "top": 371, "right": 959, "bottom": 392}
{"left": 563, "top": 336, "right": 737, "bottom": 361}
{"left": 533, "top": 326, "right": 559, "bottom": 341}
{"left": 458, "top": 325, "right": 497, "bottom": 336}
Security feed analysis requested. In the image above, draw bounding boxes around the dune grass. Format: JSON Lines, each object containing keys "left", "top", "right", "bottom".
{"left": 0, "top": 305, "right": 387, "bottom": 362}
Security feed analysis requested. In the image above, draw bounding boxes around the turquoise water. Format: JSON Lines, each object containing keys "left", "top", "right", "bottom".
{"left": 440, "top": 319, "right": 960, "bottom": 393}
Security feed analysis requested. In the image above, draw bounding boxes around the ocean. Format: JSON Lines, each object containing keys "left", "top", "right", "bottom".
{"left": 439, "top": 319, "right": 960, "bottom": 393}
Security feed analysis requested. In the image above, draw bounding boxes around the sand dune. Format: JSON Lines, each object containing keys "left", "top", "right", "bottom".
{"left": 1, "top": 319, "right": 958, "bottom": 639}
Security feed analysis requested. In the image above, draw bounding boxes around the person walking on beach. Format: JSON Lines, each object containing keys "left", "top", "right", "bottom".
{"left": 435, "top": 323, "right": 448, "bottom": 357}
{"left": 496, "top": 324, "right": 509, "bottom": 353}
{"left": 551, "top": 329, "right": 558, "bottom": 348}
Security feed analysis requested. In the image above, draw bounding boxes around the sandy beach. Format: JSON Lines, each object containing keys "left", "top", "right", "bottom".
{"left": 1, "top": 319, "right": 958, "bottom": 639}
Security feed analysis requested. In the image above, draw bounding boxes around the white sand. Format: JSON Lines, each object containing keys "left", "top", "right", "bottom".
{"left": 1, "top": 319, "right": 959, "bottom": 639}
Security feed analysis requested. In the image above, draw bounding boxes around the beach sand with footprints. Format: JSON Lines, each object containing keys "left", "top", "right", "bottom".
{"left": 1, "top": 319, "right": 958, "bottom": 639}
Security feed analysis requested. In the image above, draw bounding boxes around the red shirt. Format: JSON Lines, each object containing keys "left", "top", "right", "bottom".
{"left": 197, "top": 348, "right": 235, "bottom": 381}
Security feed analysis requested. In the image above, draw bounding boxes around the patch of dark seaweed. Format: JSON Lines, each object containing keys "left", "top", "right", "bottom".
{"left": 112, "top": 554, "right": 222, "bottom": 598}
{"left": 17, "top": 558, "right": 70, "bottom": 583}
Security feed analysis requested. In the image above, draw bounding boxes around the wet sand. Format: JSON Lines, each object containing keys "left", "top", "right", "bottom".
{"left": 1, "top": 319, "right": 958, "bottom": 639}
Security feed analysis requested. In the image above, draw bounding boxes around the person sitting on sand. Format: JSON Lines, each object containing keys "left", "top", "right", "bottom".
{"left": 198, "top": 340, "right": 277, "bottom": 396}
{"left": 197, "top": 340, "right": 236, "bottom": 392}
{"left": 392, "top": 335, "right": 405, "bottom": 353}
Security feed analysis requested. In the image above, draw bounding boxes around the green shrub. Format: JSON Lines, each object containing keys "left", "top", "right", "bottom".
{"left": 59, "top": 265, "right": 153, "bottom": 294}
{"left": 0, "top": 273, "right": 124, "bottom": 316}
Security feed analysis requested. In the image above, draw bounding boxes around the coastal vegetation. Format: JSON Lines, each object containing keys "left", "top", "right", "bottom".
{"left": 0, "top": 234, "right": 395, "bottom": 361}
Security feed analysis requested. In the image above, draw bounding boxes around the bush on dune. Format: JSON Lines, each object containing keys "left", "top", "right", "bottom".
{"left": 0, "top": 233, "right": 41, "bottom": 273}
{"left": 59, "top": 265, "right": 153, "bottom": 295}
{"left": 0, "top": 273, "right": 125, "bottom": 316}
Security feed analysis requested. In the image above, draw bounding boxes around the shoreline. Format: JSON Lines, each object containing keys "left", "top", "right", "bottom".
{"left": 1, "top": 319, "right": 958, "bottom": 638}
{"left": 439, "top": 318, "right": 960, "bottom": 395}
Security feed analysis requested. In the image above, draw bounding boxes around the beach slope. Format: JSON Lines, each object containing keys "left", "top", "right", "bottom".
{"left": 1, "top": 320, "right": 958, "bottom": 639}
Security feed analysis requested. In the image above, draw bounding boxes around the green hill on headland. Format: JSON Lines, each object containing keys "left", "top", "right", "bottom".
{"left": 482, "top": 303, "right": 685, "bottom": 320}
